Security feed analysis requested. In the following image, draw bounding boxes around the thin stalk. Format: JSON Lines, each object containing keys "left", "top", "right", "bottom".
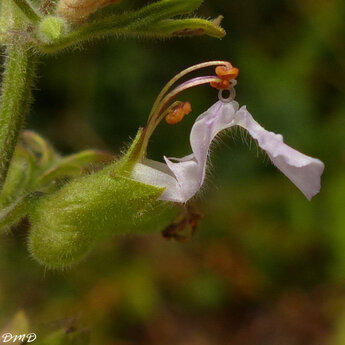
{"left": 147, "top": 61, "right": 231, "bottom": 123}
{"left": 0, "top": 0, "right": 11, "bottom": 35}
{"left": 0, "top": 44, "right": 36, "bottom": 194}
{"left": 154, "top": 76, "right": 220, "bottom": 125}
{"left": 139, "top": 75, "right": 222, "bottom": 158}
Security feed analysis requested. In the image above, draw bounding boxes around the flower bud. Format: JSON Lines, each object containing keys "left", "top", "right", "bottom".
{"left": 57, "top": 0, "right": 122, "bottom": 22}
{"left": 38, "top": 16, "right": 68, "bottom": 44}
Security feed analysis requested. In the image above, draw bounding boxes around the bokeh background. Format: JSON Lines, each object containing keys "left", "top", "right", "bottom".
{"left": 1, "top": 0, "right": 345, "bottom": 344}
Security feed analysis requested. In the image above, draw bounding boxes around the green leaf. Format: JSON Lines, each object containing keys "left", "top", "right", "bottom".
{"left": 0, "top": 193, "right": 39, "bottom": 233}
{"left": 38, "top": 149, "right": 114, "bottom": 186}
{"left": 140, "top": 17, "right": 226, "bottom": 38}
{"left": 22, "top": 130, "right": 58, "bottom": 167}
{"left": 0, "top": 131, "right": 59, "bottom": 209}
{"left": 127, "top": 0, "right": 204, "bottom": 29}
{"left": 0, "top": 156, "right": 31, "bottom": 210}
{"left": 36, "top": 0, "right": 225, "bottom": 53}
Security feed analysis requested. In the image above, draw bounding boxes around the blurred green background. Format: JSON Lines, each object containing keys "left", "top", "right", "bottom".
{"left": 1, "top": 0, "right": 345, "bottom": 344}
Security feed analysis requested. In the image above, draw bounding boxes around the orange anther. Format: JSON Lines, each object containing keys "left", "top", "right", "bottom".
{"left": 181, "top": 102, "right": 192, "bottom": 114}
{"left": 215, "top": 66, "right": 239, "bottom": 80}
{"left": 165, "top": 102, "right": 192, "bottom": 125}
{"left": 210, "top": 79, "right": 230, "bottom": 90}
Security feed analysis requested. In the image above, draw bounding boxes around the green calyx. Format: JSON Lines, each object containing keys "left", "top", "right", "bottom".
{"left": 0, "top": 130, "right": 178, "bottom": 269}
{"left": 23, "top": 130, "right": 179, "bottom": 269}
{"left": 28, "top": 167, "right": 177, "bottom": 269}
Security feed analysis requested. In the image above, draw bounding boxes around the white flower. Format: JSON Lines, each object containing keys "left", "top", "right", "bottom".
{"left": 132, "top": 100, "right": 324, "bottom": 202}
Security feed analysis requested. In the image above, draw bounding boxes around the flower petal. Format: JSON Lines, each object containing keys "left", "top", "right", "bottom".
{"left": 234, "top": 106, "right": 325, "bottom": 200}
{"left": 131, "top": 159, "right": 185, "bottom": 202}
{"left": 132, "top": 101, "right": 324, "bottom": 203}
{"left": 132, "top": 101, "right": 239, "bottom": 203}
{"left": 163, "top": 101, "right": 239, "bottom": 202}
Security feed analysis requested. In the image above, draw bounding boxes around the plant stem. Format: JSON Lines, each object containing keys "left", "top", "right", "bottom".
{"left": 12, "top": 0, "right": 41, "bottom": 24}
{"left": 0, "top": 44, "right": 35, "bottom": 194}
{"left": 0, "top": 0, "right": 10, "bottom": 36}
{"left": 13, "top": 0, "right": 41, "bottom": 24}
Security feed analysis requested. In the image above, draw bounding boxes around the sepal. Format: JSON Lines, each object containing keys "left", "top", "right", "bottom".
{"left": 28, "top": 162, "right": 179, "bottom": 268}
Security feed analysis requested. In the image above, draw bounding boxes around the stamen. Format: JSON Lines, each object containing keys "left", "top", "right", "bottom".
{"left": 148, "top": 61, "right": 232, "bottom": 123}
{"left": 210, "top": 79, "right": 230, "bottom": 90}
{"left": 165, "top": 102, "right": 192, "bottom": 125}
{"left": 154, "top": 76, "right": 221, "bottom": 126}
{"left": 137, "top": 61, "right": 239, "bottom": 159}
{"left": 215, "top": 66, "right": 239, "bottom": 80}
{"left": 210, "top": 66, "right": 239, "bottom": 90}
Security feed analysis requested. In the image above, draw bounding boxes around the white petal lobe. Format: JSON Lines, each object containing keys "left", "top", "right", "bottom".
{"left": 234, "top": 106, "right": 325, "bottom": 200}
{"left": 163, "top": 101, "right": 240, "bottom": 202}
{"left": 132, "top": 101, "right": 324, "bottom": 203}
{"left": 132, "top": 101, "right": 239, "bottom": 203}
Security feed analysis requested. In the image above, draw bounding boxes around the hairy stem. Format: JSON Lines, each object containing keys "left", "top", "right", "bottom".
{"left": 0, "top": 44, "right": 36, "bottom": 194}
{"left": 12, "top": 0, "right": 41, "bottom": 24}
{"left": 0, "top": 0, "right": 11, "bottom": 36}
